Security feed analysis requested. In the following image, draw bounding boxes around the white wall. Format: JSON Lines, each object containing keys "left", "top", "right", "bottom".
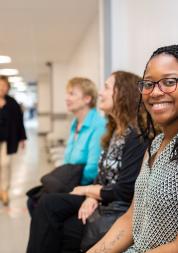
{"left": 111, "top": 0, "right": 178, "bottom": 76}
{"left": 67, "top": 16, "right": 100, "bottom": 86}
{"left": 38, "top": 80, "right": 51, "bottom": 113}
{"left": 38, "top": 14, "right": 100, "bottom": 136}
{"left": 51, "top": 63, "right": 71, "bottom": 139}
{"left": 52, "top": 63, "right": 68, "bottom": 114}
{"left": 37, "top": 73, "right": 51, "bottom": 133}
{"left": 52, "top": 15, "right": 100, "bottom": 115}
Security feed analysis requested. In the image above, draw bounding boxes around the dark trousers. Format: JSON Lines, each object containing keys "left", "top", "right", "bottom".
{"left": 26, "top": 193, "right": 85, "bottom": 253}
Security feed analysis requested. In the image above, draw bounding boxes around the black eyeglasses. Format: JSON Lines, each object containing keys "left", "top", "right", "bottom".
{"left": 138, "top": 78, "right": 178, "bottom": 95}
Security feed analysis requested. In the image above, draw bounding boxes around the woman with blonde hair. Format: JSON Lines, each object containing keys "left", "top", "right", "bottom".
{"left": 64, "top": 77, "right": 105, "bottom": 185}
{"left": 27, "top": 77, "right": 105, "bottom": 215}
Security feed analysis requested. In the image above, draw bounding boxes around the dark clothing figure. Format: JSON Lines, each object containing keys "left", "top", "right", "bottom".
{"left": 0, "top": 95, "right": 27, "bottom": 205}
{"left": 3, "top": 95, "right": 27, "bottom": 154}
{"left": 27, "top": 128, "right": 148, "bottom": 253}
{"left": 0, "top": 104, "right": 8, "bottom": 141}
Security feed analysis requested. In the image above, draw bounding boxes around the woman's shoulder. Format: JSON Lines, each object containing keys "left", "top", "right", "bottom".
{"left": 5, "top": 96, "right": 21, "bottom": 113}
{"left": 5, "top": 95, "right": 19, "bottom": 106}
{"left": 150, "top": 133, "right": 164, "bottom": 154}
{"left": 90, "top": 109, "right": 106, "bottom": 128}
{"left": 124, "top": 127, "right": 149, "bottom": 147}
{"left": 125, "top": 127, "right": 141, "bottom": 140}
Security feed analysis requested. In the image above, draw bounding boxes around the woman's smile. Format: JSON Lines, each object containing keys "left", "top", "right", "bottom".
{"left": 143, "top": 54, "right": 178, "bottom": 128}
{"left": 149, "top": 101, "right": 173, "bottom": 113}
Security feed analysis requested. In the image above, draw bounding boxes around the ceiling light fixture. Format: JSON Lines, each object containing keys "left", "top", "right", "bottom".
{"left": 11, "top": 82, "right": 26, "bottom": 87}
{"left": 8, "top": 76, "right": 23, "bottom": 83}
{"left": 11, "top": 82, "right": 27, "bottom": 92}
{"left": 0, "top": 55, "right": 12, "bottom": 64}
{"left": 0, "top": 68, "right": 19, "bottom": 76}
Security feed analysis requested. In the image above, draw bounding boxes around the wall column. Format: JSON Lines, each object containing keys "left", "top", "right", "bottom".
{"left": 37, "top": 73, "right": 51, "bottom": 134}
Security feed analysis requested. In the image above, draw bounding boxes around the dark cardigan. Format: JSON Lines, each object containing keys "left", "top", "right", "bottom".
{"left": 4, "top": 95, "right": 27, "bottom": 154}
{"left": 96, "top": 129, "right": 149, "bottom": 205}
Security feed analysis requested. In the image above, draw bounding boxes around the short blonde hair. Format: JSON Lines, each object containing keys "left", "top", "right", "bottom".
{"left": 66, "top": 77, "right": 97, "bottom": 108}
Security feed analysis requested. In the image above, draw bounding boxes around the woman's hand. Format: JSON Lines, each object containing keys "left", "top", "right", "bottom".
{"left": 78, "top": 197, "right": 98, "bottom": 224}
{"left": 70, "top": 185, "right": 103, "bottom": 199}
{"left": 19, "top": 140, "right": 26, "bottom": 150}
{"left": 70, "top": 186, "right": 88, "bottom": 196}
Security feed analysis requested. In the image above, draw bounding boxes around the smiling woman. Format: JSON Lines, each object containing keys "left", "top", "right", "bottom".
{"left": 142, "top": 53, "right": 178, "bottom": 129}
{"left": 86, "top": 45, "right": 178, "bottom": 253}
{"left": 127, "top": 45, "right": 178, "bottom": 252}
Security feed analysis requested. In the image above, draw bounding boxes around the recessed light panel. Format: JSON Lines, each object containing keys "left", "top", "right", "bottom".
{"left": 8, "top": 76, "right": 23, "bottom": 83}
{"left": 0, "top": 69, "right": 19, "bottom": 76}
{"left": 0, "top": 56, "right": 11, "bottom": 64}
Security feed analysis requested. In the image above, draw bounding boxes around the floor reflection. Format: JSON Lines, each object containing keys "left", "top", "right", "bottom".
{"left": 0, "top": 119, "right": 50, "bottom": 253}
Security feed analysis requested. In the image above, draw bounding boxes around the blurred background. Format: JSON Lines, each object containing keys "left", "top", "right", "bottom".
{"left": 0, "top": 0, "right": 178, "bottom": 252}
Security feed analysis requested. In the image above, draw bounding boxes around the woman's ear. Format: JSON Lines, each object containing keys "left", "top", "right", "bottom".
{"left": 84, "top": 95, "right": 92, "bottom": 106}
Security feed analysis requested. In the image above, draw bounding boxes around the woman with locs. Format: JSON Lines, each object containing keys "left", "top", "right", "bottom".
{"left": 87, "top": 45, "right": 178, "bottom": 253}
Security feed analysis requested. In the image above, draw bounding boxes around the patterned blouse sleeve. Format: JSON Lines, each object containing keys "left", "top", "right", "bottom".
{"left": 100, "top": 130, "right": 148, "bottom": 205}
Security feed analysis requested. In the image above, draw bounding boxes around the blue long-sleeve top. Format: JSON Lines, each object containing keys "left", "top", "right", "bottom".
{"left": 64, "top": 108, "right": 106, "bottom": 185}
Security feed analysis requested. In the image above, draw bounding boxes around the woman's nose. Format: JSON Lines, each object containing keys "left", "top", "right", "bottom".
{"left": 150, "top": 83, "right": 164, "bottom": 97}
{"left": 98, "top": 89, "right": 104, "bottom": 97}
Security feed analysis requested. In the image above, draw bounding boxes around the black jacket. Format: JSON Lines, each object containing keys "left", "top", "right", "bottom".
{"left": 5, "top": 95, "right": 27, "bottom": 154}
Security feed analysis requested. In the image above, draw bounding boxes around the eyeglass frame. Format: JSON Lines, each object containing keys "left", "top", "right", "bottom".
{"left": 137, "top": 77, "right": 178, "bottom": 95}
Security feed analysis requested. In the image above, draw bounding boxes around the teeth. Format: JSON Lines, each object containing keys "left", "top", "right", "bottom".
{"left": 152, "top": 103, "right": 171, "bottom": 109}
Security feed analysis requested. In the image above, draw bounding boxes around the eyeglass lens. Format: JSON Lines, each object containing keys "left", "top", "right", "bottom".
{"left": 138, "top": 78, "right": 177, "bottom": 94}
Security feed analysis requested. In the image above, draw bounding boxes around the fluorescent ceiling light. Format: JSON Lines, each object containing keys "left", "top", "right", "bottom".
{"left": 11, "top": 82, "right": 26, "bottom": 87}
{"left": 11, "top": 82, "right": 27, "bottom": 92}
{"left": 8, "top": 76, "right": 23, "bottom": 83}
{"left": 0, "top": 68, "right": 19, "bottom": 76}
{"left": 0, "top": 56, "right": 11, "bottom": 64}
{"left": 17, "top": 87, "right": 27, "bottom": 92}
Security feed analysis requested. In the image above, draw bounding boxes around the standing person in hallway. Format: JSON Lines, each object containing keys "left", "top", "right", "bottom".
{"left": 26, "top": 71, "right": 149, "bottom": 253}
{"left": 87, "top": 45, "right": 178, "bottom": 253}
{"left": 0, "top": 75, "right": 27, "bottom": 205}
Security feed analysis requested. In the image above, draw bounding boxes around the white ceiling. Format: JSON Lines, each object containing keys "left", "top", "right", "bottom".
{"left": 0, "top": 0, "right": 98, "bottom": 82}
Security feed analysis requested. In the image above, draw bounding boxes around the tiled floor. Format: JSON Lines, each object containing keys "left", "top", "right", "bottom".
{"left": 0, "top": 120, "right": 55, "bottom": 253}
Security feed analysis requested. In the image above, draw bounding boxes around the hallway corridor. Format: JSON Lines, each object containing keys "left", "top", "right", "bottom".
{"left": 0, "top": 120, "right": 51, "bottom": 253}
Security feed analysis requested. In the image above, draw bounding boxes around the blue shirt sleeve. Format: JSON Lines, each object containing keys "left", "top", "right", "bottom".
{"left": 80, "top": 125, "right": 105, "bottom": 185}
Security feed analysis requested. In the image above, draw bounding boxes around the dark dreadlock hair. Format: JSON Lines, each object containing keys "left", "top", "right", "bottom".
{"left": 138, "top": 44, "right": 178, "bottom": 161}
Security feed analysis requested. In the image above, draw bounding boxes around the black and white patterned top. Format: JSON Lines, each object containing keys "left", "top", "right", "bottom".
{"left": 124, "top": 133, "right": 178, "bottom": 253}
{"left": 94, "top": 128, "right": 148, "bottom": 205}
{"left": 97, "top": 129, "right": 130, "bottom": 186}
